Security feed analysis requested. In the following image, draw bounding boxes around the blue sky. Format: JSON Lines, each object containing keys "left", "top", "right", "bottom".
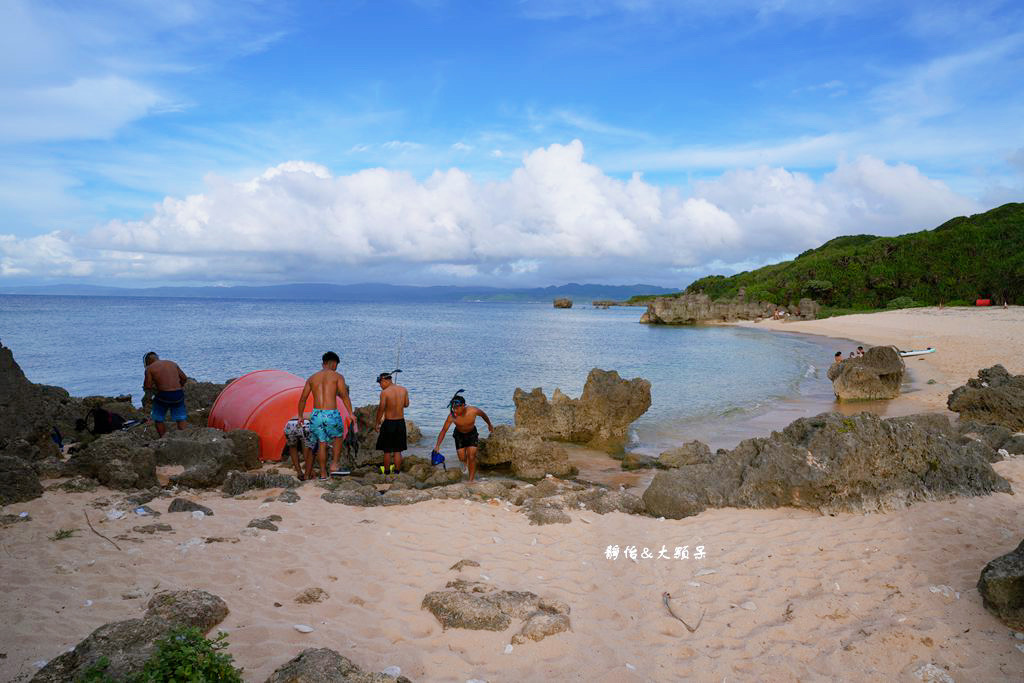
{"left": 0, "top": 0, "right": 1022, "bottom": 287}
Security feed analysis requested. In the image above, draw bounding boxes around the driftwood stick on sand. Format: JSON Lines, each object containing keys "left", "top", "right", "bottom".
{"left": 663, "top": 591, "right": 704, "bottom": 633}
{"left": 84, "top": 510, "right": 121, "bottom": 551}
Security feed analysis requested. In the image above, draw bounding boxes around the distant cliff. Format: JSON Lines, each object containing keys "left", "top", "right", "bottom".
{"left": 639, "top": 292, "right": 819, "bottom": 325}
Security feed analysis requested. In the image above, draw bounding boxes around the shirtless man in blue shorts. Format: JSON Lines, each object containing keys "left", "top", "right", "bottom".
{"left": 143, "top": 351, "right": 188, "bottom": 437}
{"left": 297, "top": 351, "right": 355, "bottom": 479}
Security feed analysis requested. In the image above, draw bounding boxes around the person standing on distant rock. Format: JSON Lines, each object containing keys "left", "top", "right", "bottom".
{"left": 298, "top": 351, "right": 355, "bottom": 479}
{"left": 856, "top": 346, "right": 865, "bottom": 357}
{"left": 374, "top": 371, "right": 409, "bottom": 476}
{"left": 433, "top": 392, "right": 493, "bottom": 482}
{"left": 832, "top": 351, "right": 843, "bottom": 366}
{"left": 143, "top": 351, "right": 188, "bottom": 437}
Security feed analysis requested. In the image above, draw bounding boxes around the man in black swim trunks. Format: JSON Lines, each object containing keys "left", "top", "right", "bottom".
{"left": 374, "top": 372, "right": 409, "bottom": 475}
{"left": 433, "top": 393, "right": 493, "bottom": 482}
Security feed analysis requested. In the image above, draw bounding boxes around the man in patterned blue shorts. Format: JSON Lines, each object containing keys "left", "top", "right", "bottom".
{"left": 297, "top": 351, "right": 355, "bottom": 479}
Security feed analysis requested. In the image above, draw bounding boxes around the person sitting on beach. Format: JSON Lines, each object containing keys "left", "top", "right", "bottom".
{"left": 297, "top": 351, "right": 355, "bottom": 479}
{"left": 143, "top": 351, "right": 188, "bottom": 437}
{"left": 283, "top": 412, "right": 317, "bottom": 481}
{"left": 832, "top": 351, "right": 843, "bottom": 365}
{"left": 375, "top": 371, "right": 409, "bottom": 476}
{"left": 855, "top": 346, "right": 865, "bottom": 357}
{"left": 433, "top": 392, "right": 493, "bottom": 482}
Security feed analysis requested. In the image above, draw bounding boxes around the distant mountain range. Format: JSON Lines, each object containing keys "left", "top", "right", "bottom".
{"left": 0, "top": 282, "right": 677, "bottom": 303}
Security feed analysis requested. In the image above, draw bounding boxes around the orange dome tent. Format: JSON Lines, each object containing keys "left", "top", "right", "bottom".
{"left": 208, "top": 369, "right": 353, "bottom": 462}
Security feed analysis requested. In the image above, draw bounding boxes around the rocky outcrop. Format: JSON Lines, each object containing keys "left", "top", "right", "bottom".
{"left": 827, "top": 346, "right": 906, "bottom": 400}
{"left": 0, "top": 455, "right": 43, "bottom": 504}
{"left": 642, "top": 411, "right": 1010, "bottom": 519}
{"left": 0, "top": 344, "right": 87, "bottom": 461}
{"left": 513, "top": 368, "right": 651, "bottom": 451}
{"left": 154, "top": 427, "right": 260, "bottom": 487}
{"left": 978, "top": 538, "right": 1024, "bottom": 630}
{"left": 640, "top": 293, "right": 771, "bottom": 325}
{"left": 422, "top": 578, "right": 570, "bottom": 644}
{"left": 222, "top": 470, "right": 300, "bottom": 496}
{"left": 478, "top": 425, "right": 574, "bottom": 480}
{"left": 64, "top": 431, "right": 158, "bottom": 490}
{"left": 32, "top": 590, "right": 229, "bottom": 682}
{"left": 553, "top": 298, "right": 573, "bottom": 308}
{"left": 948, "top": 365, "right": 1024, "bottom": 431}
{"left": 658, "top": 441, "right": 714, "bottom": 468}
{"left": 348, "top": 405, "right": 422, "bottom": 467}
{"left": 265, "top": 648, "right": 411, "bottom": 683}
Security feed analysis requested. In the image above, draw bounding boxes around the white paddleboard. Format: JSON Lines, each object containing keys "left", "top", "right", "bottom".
{"left": 898, "top": 347, "right": 936, "bottom": 357}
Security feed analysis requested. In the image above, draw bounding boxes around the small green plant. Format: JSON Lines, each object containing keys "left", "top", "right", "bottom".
{"left": 49, "top": 528, "right": 78, "bottom": 541}
{"left": 78, "top": 656, "right": 115, "bottom": 683}
{"left": 136, "top": 626, "right": 243, "bottom": 682}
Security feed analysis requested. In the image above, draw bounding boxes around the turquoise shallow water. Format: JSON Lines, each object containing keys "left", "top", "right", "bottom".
{"left": 0, "top": 295, "right": 839, "bottom": 454}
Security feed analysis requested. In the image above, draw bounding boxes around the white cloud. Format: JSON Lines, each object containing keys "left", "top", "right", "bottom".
{"left": 0, "top": 140, "right": 983, "bottom": 286}
{"left": 0, "top": 76, "right": 167, "bottom": 143}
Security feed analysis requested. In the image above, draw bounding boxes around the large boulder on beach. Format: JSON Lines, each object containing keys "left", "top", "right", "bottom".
{"left": 154, "top": 427, "right": 260, "bottom": 487}
{"left": 422, "top": 579, "right": 571, "bottom": 644}
{"left": 64, "top": 430, "right": 158, "bottom": 490}
{"left": 0, "top": 455, "right": 43, "bottom": 504}
{"left": 31, "top": 589, "right": 229, "bottom": 683}
{"left": 265, "top": 648, "right": 411, "bottom": 683}
{"left": 948, "top": 365, "right": 1024, "bottom": 431}
{"left": 513, "top": 368, "right": 651, "bottom": 451}
{"left": 977, "top": 538, "right": 1024, "bottom": 631}
{"left": 826, "top": 346, "right": 905, "bottom": 400}
{"left": 478, "top": 425, "right": 574, "bottom": 480}
{"left": 642, "top": 411, "right": 1010, "bottom": 519}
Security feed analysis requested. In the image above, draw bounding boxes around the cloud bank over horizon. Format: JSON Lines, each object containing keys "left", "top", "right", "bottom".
{"left": 0, "top": 140, "right": 982, "bottom": 287}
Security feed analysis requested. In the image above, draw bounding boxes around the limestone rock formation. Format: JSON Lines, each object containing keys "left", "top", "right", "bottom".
{"left": 513, "top": 368, "right": 651, "bottom": 451}
{"left": 642, "top": 411, "right": 1009, "bottom": 519}
{"left": 657, "top": 441, "right": 713, "bottom": 468}
{"left": 422, "top": 579, "right": 571, "bottom": 644}
{"left": 265, "top": 648, "right": 411, "bottom": 683}
{"left": 32, "top": 590, "right": 229, "bottom": 682}
{"left": 977, "top": 538, "right": 1024, "bottom": 630}
{"left": 64, "top": 431, "right": 158, "bottom": 490}
{"left": 827, "top": 346, "right": 906, "bottom": 400}
{"left": 948, "top": 365, "right": 1024, "bottom": 431}
{"left": 222, "top": 470, "right": 300, "bottom": 496}
{"left": 478, "top": 425, "right": 574, "bottom": 480}
{"left": 640, "top": 293, "right": 780, "bottom": 325}
{"left": 0, "top": 455, "right": 43, "bottom": 504}
{"left": 154, "top": 427, "right": 260, "bottom": 487}
{"left": 553, "top": 297, "right": 573, "bottom": 308}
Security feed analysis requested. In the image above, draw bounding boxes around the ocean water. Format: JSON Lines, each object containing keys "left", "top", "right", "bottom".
{"left": 0, "top": 295, "right": 840, "bottom": 454}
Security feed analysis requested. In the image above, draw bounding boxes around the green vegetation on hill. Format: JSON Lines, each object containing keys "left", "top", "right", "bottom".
{"left": 633, "top": 203, "right": 1024, "bottom": 310}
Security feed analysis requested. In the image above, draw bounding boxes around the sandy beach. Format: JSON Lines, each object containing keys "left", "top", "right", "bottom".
{"left": 740, "top": 306, "right": 1024, "bottom": 413}
{"left": 3, "top": 306, "right": 1024, "bottom": 682}
{"left": 2, "top": 459, "right": 1023, "bottom": 683}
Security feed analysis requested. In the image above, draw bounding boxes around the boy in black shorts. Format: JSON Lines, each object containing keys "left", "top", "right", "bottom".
{"left": 374, "top": 371, "right": 409, "bottom": 475}
{"left": 433, "top": 392, "right": 493, "bottom": 482}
